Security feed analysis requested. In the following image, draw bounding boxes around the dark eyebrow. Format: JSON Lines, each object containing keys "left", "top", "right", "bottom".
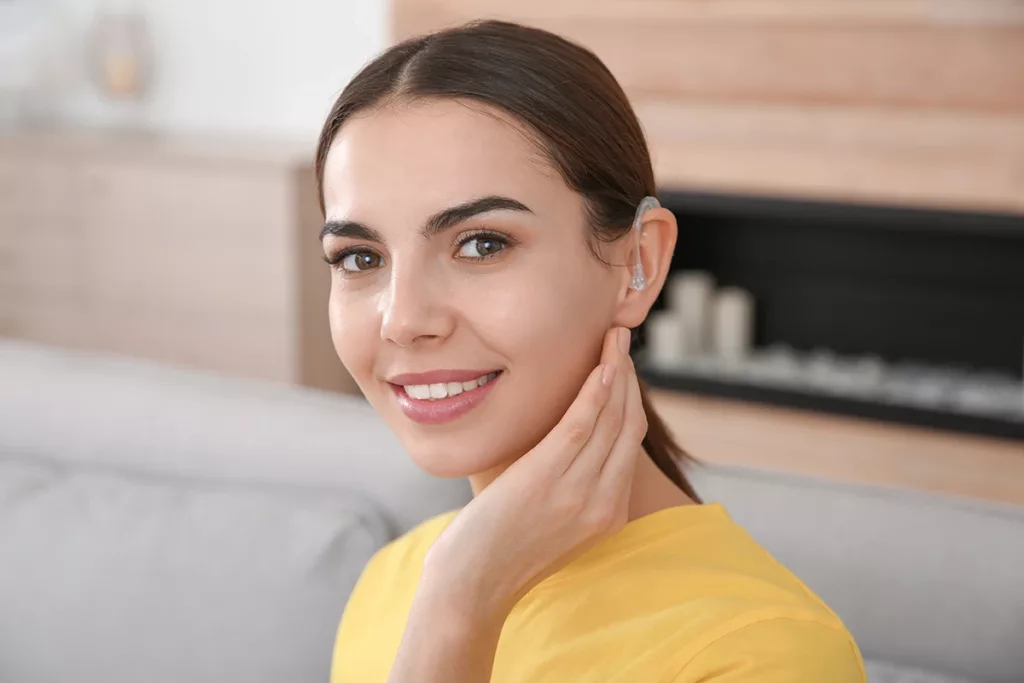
{"left": 319, "top": 195, "right": 532, "bottom": 244}
{"left": 422, "top": 195, "right": 533, "bottom": 237}
{"left": 319, "top": 220, "right": 383, "bottom": 243}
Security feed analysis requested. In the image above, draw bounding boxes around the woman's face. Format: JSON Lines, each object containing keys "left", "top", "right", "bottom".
{"left": 320, "top": 99, "right": 632, "bottom": 480}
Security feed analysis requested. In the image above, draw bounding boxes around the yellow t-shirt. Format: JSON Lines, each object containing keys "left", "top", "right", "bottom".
{"left": 332, "top": 503, "right": 866, "bottom": 682}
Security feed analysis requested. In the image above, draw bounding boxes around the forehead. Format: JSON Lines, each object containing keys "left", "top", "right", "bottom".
{"left": 320, "top": 98, "right": 566, "bottom": 222}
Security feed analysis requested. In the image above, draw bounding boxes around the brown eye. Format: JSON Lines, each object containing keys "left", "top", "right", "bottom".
{"left": 340, "top": 250, "right": 384, "bottom": 273}
{"left": 457, "top": 235, "right": 507, "bottom": 259}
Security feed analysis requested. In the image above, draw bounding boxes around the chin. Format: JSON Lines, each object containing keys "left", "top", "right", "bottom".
{"left": 366, "top": 398, "right": 507, "bottom": 477}
{"left": 401, "top": 436, "right": 511, "bottom": 479}
{"left": 368, "top": 374, "right": 563, "bottom": 480}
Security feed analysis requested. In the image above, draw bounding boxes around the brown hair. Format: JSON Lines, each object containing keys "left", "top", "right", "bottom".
{"left": 314, "top": 19, "right": 699, "bottom": 501}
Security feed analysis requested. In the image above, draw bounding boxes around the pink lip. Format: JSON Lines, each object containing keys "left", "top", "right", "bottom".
{"left": 391, "top": 371, "right": 502, "bottom": 424}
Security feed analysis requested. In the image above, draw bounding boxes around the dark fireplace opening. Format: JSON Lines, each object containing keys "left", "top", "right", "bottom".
{"left": 638, "top": 190, "right": 1024, "bottom": 439}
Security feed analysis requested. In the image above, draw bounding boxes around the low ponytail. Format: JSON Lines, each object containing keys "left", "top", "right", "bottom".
{"left": 638, "top": 380, "right": 701, "bottom": 503}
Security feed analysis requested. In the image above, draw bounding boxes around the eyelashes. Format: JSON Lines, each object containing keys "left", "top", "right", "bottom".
{"left": 322, "top": 248, "right": 384, "bottom": 274}
{"left": 453, "top": 229, "right": 516, "bottom": 261}
{"left": 321, "top": 247, "right": 371, "bottom": 267}
{"left": 323, "top": 228, "right": 518, "bottom": 276}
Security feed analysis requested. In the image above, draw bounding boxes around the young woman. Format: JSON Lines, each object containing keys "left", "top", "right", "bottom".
{"left": 316, "top": 20, "right": 865, "bottom": 683}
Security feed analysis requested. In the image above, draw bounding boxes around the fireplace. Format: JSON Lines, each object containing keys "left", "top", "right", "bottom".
{"left": 638, "top": 190, "right": 1024, "bottom": 439}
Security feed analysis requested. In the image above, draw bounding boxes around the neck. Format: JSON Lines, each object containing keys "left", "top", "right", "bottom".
{"left": 467, "top": 447, "right": 695, "bottom": 521}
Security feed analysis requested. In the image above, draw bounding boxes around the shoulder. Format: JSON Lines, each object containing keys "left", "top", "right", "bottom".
{"left": 672, "top": 612, "right": 866, "bottom": 682}
{"left": 656, "top": 507, "right": 864, "bottom": 680}
{"left": 604, "top": 505, "right": 865, "bottom": 680}
{"left": 671, "top": 506, "right": 850, "bottom": 621}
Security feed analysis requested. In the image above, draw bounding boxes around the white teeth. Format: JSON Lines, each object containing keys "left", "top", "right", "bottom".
{"left": 406, "top": 384, "right": 430, "bottom": 400}
{"left": 403, "top": 372, "right": 498, "bottom": 401}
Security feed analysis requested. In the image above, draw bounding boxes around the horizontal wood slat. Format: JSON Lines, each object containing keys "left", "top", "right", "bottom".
{"left": 398, "top": 0, "right": 1024, "bottom": 26}
{"left": 393, "top": 0, "right": 1024, "bottom": 211}
{"left": 396, "top": 11, "right": 1024, "bottom": 112}
{"left": 637, "top": 100, "right": 1024, "bottom": 211}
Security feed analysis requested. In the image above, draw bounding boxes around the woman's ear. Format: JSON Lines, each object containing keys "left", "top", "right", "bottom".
{"left": 613, "top": 206, "right": 677, "bottom": 329}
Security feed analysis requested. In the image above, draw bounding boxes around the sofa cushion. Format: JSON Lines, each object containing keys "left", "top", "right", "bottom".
{"left": 0, "top": 455, "right": 390, "bottom": 683}
{"left": 689, "top": 464, "right": 1024, "bottom": 683}
{"left": 865, "top": 659, "right": 979, "bottom": 683}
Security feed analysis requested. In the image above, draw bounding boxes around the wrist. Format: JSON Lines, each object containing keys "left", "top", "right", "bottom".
{"left": 389, "top": 577, "right": 506, "bottom": 683}
{"left": 416, "top": 560, "right": 514, "bottom": 632}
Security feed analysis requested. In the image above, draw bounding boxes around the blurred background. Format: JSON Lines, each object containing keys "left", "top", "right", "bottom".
{"left": 0, "top": 0, "right": 383, "bottom": 137}
{"left": 1, "top": 2, "right": 1023, "bottom": 681}
{"left": 2, "top": 0, "right": 1020, "bottom": 493}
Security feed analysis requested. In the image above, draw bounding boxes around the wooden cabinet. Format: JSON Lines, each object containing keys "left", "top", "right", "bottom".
{"left": 650, "top": 389, "right": 1024, "bottom": 506}
{"left": 0, "top": 129, "right": 357, "bottom": 394}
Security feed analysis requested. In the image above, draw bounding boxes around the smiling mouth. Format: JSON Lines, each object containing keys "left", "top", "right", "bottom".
{"left": 397, "top": 371, "right": 501, "bottom": 401}
{"left": 390, "top": 370, "right": 504, "bottom": 425}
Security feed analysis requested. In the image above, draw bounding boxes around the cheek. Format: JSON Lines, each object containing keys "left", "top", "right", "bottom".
{"left": 466, "top": 259, "right": 617, "bottom": 421}
{"left": 327, "top": 284, "right": 379, "bottom": 386}
{"left": 485, "top": 283, "right": 604, "bottom": 358}
{"left": 477, "top": 255, "right": 614, "bottom": 357}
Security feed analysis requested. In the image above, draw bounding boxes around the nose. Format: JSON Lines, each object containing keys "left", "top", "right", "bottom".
{"left": 379, "top": 262, "right": 456, "bottom": 348}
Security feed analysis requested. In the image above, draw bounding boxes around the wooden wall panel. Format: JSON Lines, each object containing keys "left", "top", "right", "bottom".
{"left": 399, "top": 11, "right": 1024, "bottom": 112}
{"left": 392, "top": 0, "right": 1024, "bottom": 212}
{"left": 638, "top": 100, "right": 1024, "bottom": 210}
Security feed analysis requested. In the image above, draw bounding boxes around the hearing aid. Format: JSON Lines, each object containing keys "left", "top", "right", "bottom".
{"left": 630, "top": 196, "right": 659, "bottom": 292}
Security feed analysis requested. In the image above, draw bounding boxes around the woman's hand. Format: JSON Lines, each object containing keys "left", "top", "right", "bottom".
{"left": 425, "top": 325, "right": 645, "bottom": 616}
{"left": 386, "top": 326, "right": 647, "bottom": 683}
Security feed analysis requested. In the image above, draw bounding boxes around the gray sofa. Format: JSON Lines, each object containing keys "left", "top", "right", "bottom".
{"left": 1, "top": 340, "right": 1021, "bottom": 683}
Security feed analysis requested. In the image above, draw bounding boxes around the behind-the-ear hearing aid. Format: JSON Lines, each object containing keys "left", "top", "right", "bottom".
{"left": 630, "top": 196, "right": 660, "bottom": 291}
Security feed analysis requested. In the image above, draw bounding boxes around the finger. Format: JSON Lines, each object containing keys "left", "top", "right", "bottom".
{"left": 540, "top": 328, "right": 622, "bottom": 468}
{"left": 567, "top": 327, "right": 632, "bottom": 475}
{"left": 538, "top": 364, "right": 614, "bottom": 473}
{"left": 598, "top": 351, "right": 647, "bottom": 490}
{"left": 566, "top": 354, "right": 626, "bottom": 476}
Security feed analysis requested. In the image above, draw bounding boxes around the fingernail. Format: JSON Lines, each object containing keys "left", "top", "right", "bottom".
{"left": 617, "top": 327, "right": 631, "bottom": 354}
{"left": 601, "top": 363, "right": 617, "bottom": 386}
